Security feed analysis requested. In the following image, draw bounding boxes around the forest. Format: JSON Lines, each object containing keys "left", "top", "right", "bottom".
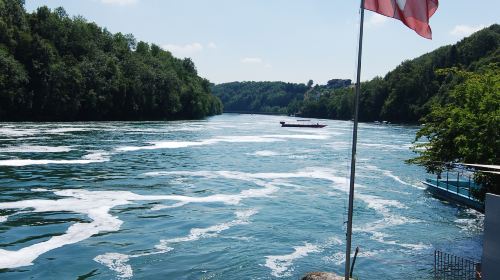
{"left": 213, "top": 25, "right": 499, "bottom": 124}
{"left": 211, "top": 79, "right": 351, "bottom": 114}
{"left": 0, "top": 0, "right": 222, "bottom": 121}
{"left": 297, "top": 24, "right": 499, "bottom": 123}
{"left": 297, "top": 24, "right": 500, "bottom": 123}
{"left": 212, "top": 81, "right": 309, "bottom": 114}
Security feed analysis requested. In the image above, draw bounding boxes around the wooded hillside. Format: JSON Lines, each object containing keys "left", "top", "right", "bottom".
{"left": 0, "top": 0, "right": 222, "bottom": 121}
{"left": 299, "top": 24, "right": 499, "bottom": 122}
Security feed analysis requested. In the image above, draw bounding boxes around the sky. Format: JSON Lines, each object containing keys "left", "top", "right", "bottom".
{"left": 25, "top": 0, "right": 499, "bottom": 85}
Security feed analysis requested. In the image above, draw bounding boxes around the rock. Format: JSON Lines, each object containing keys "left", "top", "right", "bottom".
{"left": 301, "top": 272, "right": 346, "bottom": 280}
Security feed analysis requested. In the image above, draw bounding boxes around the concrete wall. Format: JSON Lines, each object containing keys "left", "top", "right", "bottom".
{"left": 482, "top": 193, "right": 500, "bottom": 280}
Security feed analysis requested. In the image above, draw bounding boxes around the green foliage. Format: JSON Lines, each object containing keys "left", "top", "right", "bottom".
{"left": 212, "top": 81, "right": 309, "bottom": 114}
{"left": 297, "top": 24, "right": 499, "bottom": 123}
{"left": 408, "top": 65, "right": 500, "bottom": 198}
{"left": 0, "top": 2, "right": 221, "bottom": 121}
{"left": 211, "top": 78, "right": 353, "bottom": 116}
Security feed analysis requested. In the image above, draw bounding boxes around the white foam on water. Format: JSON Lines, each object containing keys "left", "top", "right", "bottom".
{"left": 155, "top": 209, "right": 257, "bottom": 250}
{"left": 357, "top": 194, "right": 406, "bottom": 216}
{"left": 323, "top": 141, "right": 350, "bottom": 150}
{"left": 0, "top": 145, "right": 73, "bottom": 153}
{"left": 322, "top": 251, "right": 345, "bottom": 266}
{"left": 81, "top": 151, "right": 110, "bottom": 161}
{"left": 263, "top": 134, "right": 329, "bottom": 140}
{"left": 0, "top": 215, "right": 7, "bottom": 223}
{"left": 216, "top": 135, "right": 283, "bottom": 143}
{"left": 146, "top": 168, "right": 418, "bottom": 252}
{"left": 324, "top": 236, "right": 343, "bottom": 246}
{"left": 46, "top": 127, "right": 90, "bottom": 134}
{"left": 249, "top": 150, "right": 280, "bottom": 157}
{"left": 0, "top": 166, "right": 416, "bottom": 270}
{"left": 357, "top": 249, "right": 383, "bottom": 258}
{"left": 360, "top": 143, "right": 411, "bottom": 150}
{"left": 285, "top": 128, "right": 344, "bottom": 136}
{"left": 0, "top": 188, "right": 136, "bottom": 269}
{"left": 264, "top": 236, "right": 342, "bottom": 278}
{"left": 95, "top": 209, "right": 257, "bottom": 278}
{"left": 455, "top": 208, "right": 484, "bottom": 233}
{"left": 0, "top": 177, "right": 266, "bottom": 270}
{"left": 0, "top": 127, "right": 40, "bottom": 137}
{"left": 369, "top": 232, "right": 431, "bottom": 251}
{"left": 116, "top": 133, "right": 329, "bottom": 152}
{"left": 288, "top": 154, "right": 311, "bottom": 159}
{"left": 146, "top": 168, "right": 354, "bottom": 194}
{"left": 117, "top": 141, "right": 205, "bottom": 151}
{"left": 352, "top": 192, "right": 430, "bottom": 250}
{"left": 150, "top": 201, "right": 188, "bottom": 211}
{"left": 0, "top": 151, "right": 110, "bottom": 166}
{"left": 145, "top": 170, "right": 298, "bottom": 210}
{"left": 144, "top": 168, "right": 365, "bottom": 206}
{"left": 364, "top": 165, "right": 424, "bottom": 190}
{"left": 0, "top": 190, "right": 165, "bottom": 268}
{"left": 31, "top": 188, "right": 49, "bottom": 192}
{"left": 151, "top": 177, "right": 278, "bottom": 210}
{"left": 94, "top": 253, "right": 133, "bottom": 279}
{"left": 265, "top": 243, "right": 321, "bottom": 277}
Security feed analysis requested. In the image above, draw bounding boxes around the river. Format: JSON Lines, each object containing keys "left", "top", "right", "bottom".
{"left": 0, "top": 114, "right": 483, "bottom": 279}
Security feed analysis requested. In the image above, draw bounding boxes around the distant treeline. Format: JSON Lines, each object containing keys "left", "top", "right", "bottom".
{"left": 214, "top": 25, "right": 499, "bottom": 123}
{"left": 0, "top": 0, "right": 222, "bottom": 121}
{"left": 211, "top": 81, "right": 309, "bottom": 114}
{"left": 211, "top": 79, "right": 352, "bottom": 115}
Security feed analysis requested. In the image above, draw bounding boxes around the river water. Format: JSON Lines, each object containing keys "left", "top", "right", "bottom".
{"left": 0, "top": 114, "right": 483, "bottom": 279}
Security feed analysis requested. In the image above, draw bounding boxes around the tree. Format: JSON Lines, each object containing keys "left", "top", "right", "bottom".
{"left": 0, "top": 2, "right": 222, "bottom": 121}
{"left": 408, "top": 66, "right": 500, "bottom": 199}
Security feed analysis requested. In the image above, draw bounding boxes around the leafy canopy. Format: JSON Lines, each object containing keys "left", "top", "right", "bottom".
{"left": 408, "top": 65, "right": 499, "bottom": 198}
{"left": 0, "top": 1, "right": 222, "bottom": 121}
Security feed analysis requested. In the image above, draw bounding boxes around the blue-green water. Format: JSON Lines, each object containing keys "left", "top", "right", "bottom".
{"left": 0, "top": 114, "right": 483, "bottom": 279}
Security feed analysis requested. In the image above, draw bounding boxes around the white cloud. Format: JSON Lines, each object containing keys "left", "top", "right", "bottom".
{"left": 162, "top": 43, "right": 204, "bottom": 57}
{"left": 161, "top": 42, "right": 217, "bottom": 57}
{"left": 240, "top": 57, "right": 272, "bottom": 69}
{"left": 366, "top": 13, "right": 388, "bottom": 28}
{"left": 207, "top": 42, "right": 217, "bottom": 49}
{"left": 241, "top": 57, "right": 263, "bottom": 64}
{"left": 450, "top": 24, "right": 486, "bottom": 37}
{"left": 100, "top": 0, "right": 138, "bottom": 5}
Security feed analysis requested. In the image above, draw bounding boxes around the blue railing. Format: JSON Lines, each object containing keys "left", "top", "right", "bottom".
{"left": 425, "top": 174, "right": 482, "bottom": 202}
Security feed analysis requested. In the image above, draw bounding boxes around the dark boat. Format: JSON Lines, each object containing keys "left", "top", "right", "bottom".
{"left": 280, "top": 121, "right": 327, "bottom": 128}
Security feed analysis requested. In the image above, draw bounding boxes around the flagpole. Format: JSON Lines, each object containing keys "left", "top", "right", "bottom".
{"left": 344, "top": 0, "right": 365, "bottom": 279}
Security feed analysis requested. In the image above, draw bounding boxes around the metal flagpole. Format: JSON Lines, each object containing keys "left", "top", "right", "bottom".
{"left": 344, "top": 0, "right": 365, "bottom": 279}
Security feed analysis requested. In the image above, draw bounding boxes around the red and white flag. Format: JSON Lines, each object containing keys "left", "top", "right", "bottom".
{"left": 364, "top": 0, "right": 439, "bottom": 39}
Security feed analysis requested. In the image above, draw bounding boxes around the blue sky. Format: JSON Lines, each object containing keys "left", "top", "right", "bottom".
{"left": 26, "top": 0, "right": 499, "bottom": 85}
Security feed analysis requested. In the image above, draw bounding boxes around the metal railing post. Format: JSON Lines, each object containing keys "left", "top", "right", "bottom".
{"left": 434, "top": 250, "right": 437, "bottom": 278}
{"left": 468, "top": 175, "right": 471, "bottom": 199}
{"left": 446, "top": 170, "right": 449, "bottom": 191}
